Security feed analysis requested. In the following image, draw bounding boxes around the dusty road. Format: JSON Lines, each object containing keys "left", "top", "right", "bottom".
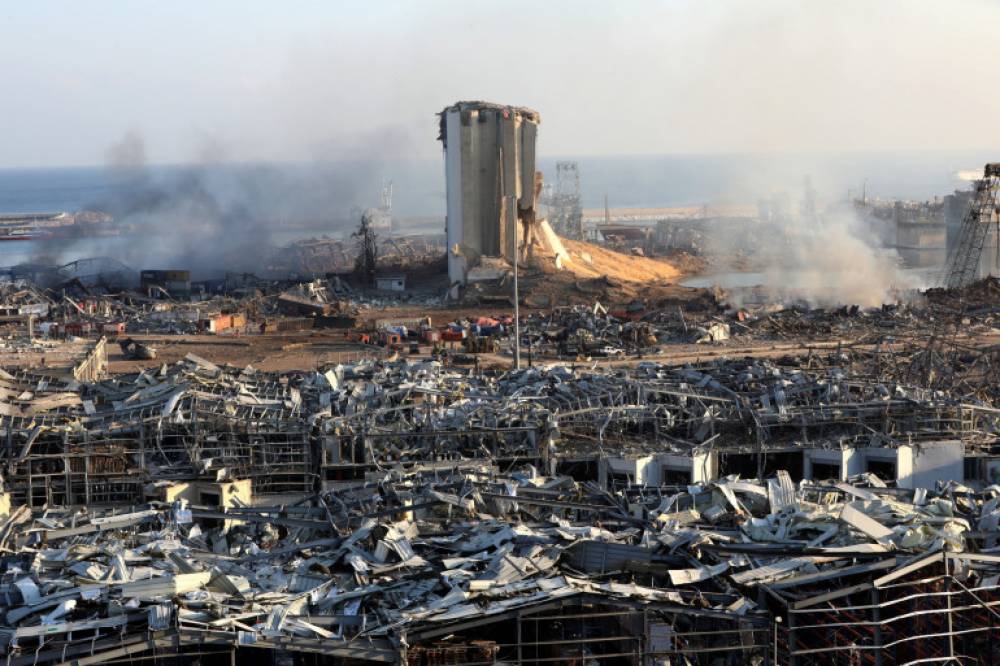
{"left": 109, "top": 327, "right": 1000, "bottom": 374}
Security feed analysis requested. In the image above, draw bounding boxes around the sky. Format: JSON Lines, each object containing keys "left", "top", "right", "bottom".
{"left": 1, "top": 0, "right": 999, "bottom": 168}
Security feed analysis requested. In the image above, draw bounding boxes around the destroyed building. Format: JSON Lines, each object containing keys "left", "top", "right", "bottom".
{"left": 439, "top": 101, "right": 540, "bottom": 286}
{"left": 0, "top": 341, "right": 1000, "bottom": 664}
{"left": 854, "top": 196, "right": 948, "bottom": 268}
{"left": 541, "top": 161, "right": 584, "bottom": 240}
{"left": 140, "top": 270, "right": 192, "bottom": 300}
{"left": 2, "top": 252, "right": 1000, "bottom": 662}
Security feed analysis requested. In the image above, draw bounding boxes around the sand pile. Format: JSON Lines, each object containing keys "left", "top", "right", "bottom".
{"left": 552, "top": 239, "right": 681, "bottom": 282}
{"left": 521, "top": 218, "right": 681, "bottom": 283}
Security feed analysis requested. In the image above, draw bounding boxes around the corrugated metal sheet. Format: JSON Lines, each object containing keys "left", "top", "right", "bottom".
{"left": 563, "top": 539, "right": 653, "bottom": 574}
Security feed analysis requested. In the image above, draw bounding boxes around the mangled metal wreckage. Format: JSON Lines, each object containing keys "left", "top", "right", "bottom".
{"left": 1, "top": 353, "right": 1000, "bottom": 663}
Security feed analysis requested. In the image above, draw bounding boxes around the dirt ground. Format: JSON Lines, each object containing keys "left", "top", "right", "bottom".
{"left": 112, "top": 298, "right": 1000, "bottom": 375}
{"left": 558, "top": 239, "right": 682, "bottom": 282}
{"left": 112, "top": 325, "right": 1000, "bottom": 375}
{"left": 108, "top": 307, "right": 555, "bottom": 373}
{"left": 109, "top": 332, "right": 375, "bottom": 374}
{"left": 94, "top": 236, "right": 897, "bottom": 374}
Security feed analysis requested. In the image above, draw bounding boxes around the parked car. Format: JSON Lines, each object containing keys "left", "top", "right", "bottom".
{"left": 594, "top": 345, "right": 625, "bottom": 357}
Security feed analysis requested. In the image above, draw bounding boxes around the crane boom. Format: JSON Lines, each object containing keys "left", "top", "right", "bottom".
{"left": 941, "top": 163, "right": 1000, "bottom": 289}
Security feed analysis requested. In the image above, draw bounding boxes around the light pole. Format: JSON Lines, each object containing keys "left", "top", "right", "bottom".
{"left": 510, "top": 194, "right": 521, "bottom": 370}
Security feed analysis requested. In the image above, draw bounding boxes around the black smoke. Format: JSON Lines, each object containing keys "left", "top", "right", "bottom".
{"left": 73, "top": 132, "right": 394, "bottom": 278}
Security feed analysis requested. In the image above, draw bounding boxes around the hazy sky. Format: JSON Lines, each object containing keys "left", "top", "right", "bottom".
{"left": 2, "top": 0, "right": 999, "bottom": 168}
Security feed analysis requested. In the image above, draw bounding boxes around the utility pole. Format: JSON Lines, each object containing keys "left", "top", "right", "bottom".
{"left": 510, "top": 194, "right": 521, "bottom": 370}
{"left": 498, "top": 143, "right": 521, "bottom": 371}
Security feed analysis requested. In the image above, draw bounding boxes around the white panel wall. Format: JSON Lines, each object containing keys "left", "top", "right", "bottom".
{"left": 897, "top": 440, "right": 963, "bottom": 490}
{"left": 598, "top": 452, "right": 719, "bottom": 487}
{"left": 804, "top": 448, "right": 850, "bottom": 481}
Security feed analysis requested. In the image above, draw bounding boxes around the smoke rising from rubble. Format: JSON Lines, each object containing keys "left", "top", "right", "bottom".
{"left": 65, "top": 131, "right": 411, "bottom": 277}
{"left": 702, "top": 180, "right": 923, "bottom": 308}
{"left": 761, "top": 209, "right": 919, "bottom": 308}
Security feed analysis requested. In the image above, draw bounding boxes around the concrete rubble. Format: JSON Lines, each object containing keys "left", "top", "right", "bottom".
{"left": 3, "top": 269, "right": 1000, "bottom": 662}
{"left": 0, "top": 343, "right": 996, "bottom": 663}
{"left": 5, "top": 465, "right": 1000, "bottom": 665}
{"left": 0, "top": 468, "right": 746, "bottom": 664}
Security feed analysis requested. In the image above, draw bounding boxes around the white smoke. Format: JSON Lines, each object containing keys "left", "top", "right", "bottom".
{"left": 694, "top": 177, "right": 928, "bottom": 308}
{"left": 758, "top": 208, "right": 921, "bottom": 307}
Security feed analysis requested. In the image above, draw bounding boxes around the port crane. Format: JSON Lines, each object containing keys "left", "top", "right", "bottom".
{"left": 941, "top": 163, "right": 1000, "bottom": 289}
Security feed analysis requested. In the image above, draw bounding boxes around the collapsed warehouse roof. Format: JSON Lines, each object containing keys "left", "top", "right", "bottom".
{"left": 5, "top": 347, "right": 1000, "bottom": 507}
{"left": 4, "top": 464, "right": 1000, "bottom": 664}
{"left": 0, "top": 323, "right": 997, "bottom": 663}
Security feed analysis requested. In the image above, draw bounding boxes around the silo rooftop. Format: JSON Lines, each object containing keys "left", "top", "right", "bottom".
{"left": 438, "top": 101, "right": 540, "bottom": 144}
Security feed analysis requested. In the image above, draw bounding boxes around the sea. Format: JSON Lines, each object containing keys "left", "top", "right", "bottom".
{"left": 0, "top": 151, "right": 992, "bottom": 274}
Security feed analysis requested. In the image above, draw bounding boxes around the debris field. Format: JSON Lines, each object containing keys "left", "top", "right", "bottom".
{"left": 4, "top": 250, "right": 1000, "bottom": 664}
{"left": 0, "top": 301, "right": 997, "bottom": 664}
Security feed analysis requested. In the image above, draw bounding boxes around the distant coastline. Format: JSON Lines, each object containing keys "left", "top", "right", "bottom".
{"left": 0, "top": 151, "right": 992, "bottom": 220}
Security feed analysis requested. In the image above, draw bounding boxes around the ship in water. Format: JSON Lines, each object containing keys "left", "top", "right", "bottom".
{"left": 0, "top": 228, "right": 50, "bottom": 241}
{"left": 0, "top": 211, "right": 118, "bottom": 242}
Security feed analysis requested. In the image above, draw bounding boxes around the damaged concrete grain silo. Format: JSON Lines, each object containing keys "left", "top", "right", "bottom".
{"left": 439, "top": 101, "right": 540, "bottom": 286}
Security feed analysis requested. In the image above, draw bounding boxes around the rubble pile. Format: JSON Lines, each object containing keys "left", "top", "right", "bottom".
{"left": 4, "top": 467, "right": 1000, "bottom": 664}
{"left": 519, "top": 303, "right": 662, "bottom": 357}
{"left": 506, "top": 283, "right": 1000, "bottom": 361}
{"left": 927, "top": 274, "right": 1000, "bottom": 311}
{"left": 0, "top": 343, "right": 996, "bottom": 661}
{"left": 721, "top": 301, "right": 989, "bottom": 344}
{"left": 268, "top": 235, "right": 446, "bottom": 277}
{"left": 1, "top": 276, "right": 1000, "bottom": 662}
{"left": 0, "top": 467, "right": 742, "bottom": 663}
{"left": 0, "top": 282, "right": 51, "bottom": 319}
{"left": 5, "top": 350, "right": 996, "bottom": 502}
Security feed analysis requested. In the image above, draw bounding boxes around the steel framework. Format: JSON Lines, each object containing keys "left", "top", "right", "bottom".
{"left": 544, "top": 161, "right": 583, "bottom": 239}
{"left": 941, "top": 163, "right": 1000, "bottom": 289}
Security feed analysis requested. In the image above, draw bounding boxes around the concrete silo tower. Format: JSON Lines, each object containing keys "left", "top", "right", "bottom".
{"left": 438, "top": 101, "right": 540, "bottom": 285}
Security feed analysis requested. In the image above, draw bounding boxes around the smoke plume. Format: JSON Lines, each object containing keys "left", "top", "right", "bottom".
{"left": 757, "top": 208, "right": 921, "bottom": 307}
{"left": 58, "top": 131, "right": 405, "bottom": 278}
{"left": 698, "top": 178, "right": 926, "bottom": 308}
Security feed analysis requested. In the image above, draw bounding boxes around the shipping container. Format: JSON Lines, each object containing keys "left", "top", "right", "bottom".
{"left": 102, "top": 322, "right": 125, "bottom": 335}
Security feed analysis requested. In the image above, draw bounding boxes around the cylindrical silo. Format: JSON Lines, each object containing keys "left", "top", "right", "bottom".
{"left": 439, "top": 101, "right": 540, "bottom": 285}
